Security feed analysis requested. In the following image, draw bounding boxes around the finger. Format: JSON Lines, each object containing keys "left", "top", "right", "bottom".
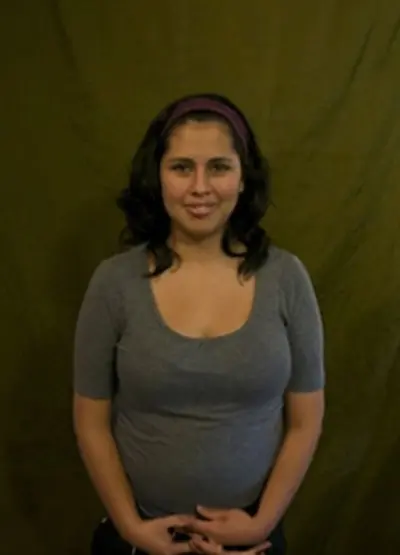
{"left": 189, "top": 544, "right": 203, "bottom": 555}
{"left": 188, "top": 533, "right": 212, "bottom": 552}
{"left": 162, "top": 514, "right": 194, "bottom": 529}
{"left": 188, "top": 539, "right": 207, "bottom": 555}
{"left": 237, "top": 541, "right": 272, "bottom": 555}
{"left": 170, "top": 541, "right": 196, "bottom": 555}
{"left": 187, "top": 519, "right": 215, "bottom": 537}
{"left": 197, "top": 506, "right": 228, "bottom": 520}
{"left": 190, "top": 534, "right": 208, "bottom": 543}
{"left": 189, "top": 537, "right": 223, "bottom": 555}
{"left": 228, "top": 550, "right": 266, "bottom": 555}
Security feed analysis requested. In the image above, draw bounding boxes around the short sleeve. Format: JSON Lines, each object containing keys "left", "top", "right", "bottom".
{"left": 282, "top": 254, "right": 325, "bottom": 393}
{"left": 73, "top": 259, "right": 123, "bottom": 399}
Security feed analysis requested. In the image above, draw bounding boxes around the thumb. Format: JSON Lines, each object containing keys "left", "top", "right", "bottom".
{"left": 253, "top": 541, "right": 272, "bottom": 553}
{"left": 196, "top": 506, "right": 227, "bottom": 520}
{"left": 161, "top": 514, "right": 193, "bottom": 529}
{"left": 170, "top": 542, "right": 193, "bottom": 555}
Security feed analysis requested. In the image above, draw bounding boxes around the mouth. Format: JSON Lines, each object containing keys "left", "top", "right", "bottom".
{"left": 184, "top": 204, "right": 216, "bottom": 217}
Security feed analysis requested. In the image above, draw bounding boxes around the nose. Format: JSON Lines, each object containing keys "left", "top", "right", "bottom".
{"left": 191, "top": 166, "right": 210, "bottom": 195}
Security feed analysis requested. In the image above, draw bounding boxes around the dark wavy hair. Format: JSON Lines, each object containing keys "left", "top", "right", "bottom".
{"left": 117, "top": 93, "right": 271, "bottom": 278}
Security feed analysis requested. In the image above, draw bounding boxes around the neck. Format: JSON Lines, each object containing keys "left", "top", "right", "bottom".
{"left": 169, "top": 232, "right": 224, "bottom": 264}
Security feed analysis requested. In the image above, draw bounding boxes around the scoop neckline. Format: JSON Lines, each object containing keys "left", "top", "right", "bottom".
{"left": 141, "top": 248, "right": 260, "bottom": 344}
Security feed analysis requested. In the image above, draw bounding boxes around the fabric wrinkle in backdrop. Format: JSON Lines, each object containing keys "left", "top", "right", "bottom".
{"left": 1, "top": 1, "right": 400, "bottom": 554}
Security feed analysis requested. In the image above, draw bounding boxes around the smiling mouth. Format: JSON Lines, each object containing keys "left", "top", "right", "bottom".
{"left": 185, "top": 204, "right": 216, "bottom": 217}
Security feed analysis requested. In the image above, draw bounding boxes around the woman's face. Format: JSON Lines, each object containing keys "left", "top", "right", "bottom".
{"left": 159, "top": 119, "right": 243, "bottom": 241}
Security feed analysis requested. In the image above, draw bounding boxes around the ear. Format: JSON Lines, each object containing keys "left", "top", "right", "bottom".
{"left": 238, "top": 182, "right": 244, "bottom": 193}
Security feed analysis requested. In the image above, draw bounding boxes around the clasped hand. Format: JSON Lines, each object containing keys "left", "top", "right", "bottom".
{"left": 188, "top": 506, "right": 267, "bottom": 547}
{"left": 130, "top": 506, "right": 270, "bottom": 555}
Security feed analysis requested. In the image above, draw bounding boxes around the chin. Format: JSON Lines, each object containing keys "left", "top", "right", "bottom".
{"left": 182, "top": 222, "right": 222, "bottom": 240}
{"left": 171, "top": 212, "right": 227, "bottom": 241}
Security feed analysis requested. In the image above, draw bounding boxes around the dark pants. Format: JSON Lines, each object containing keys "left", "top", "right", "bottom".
{"left": 91, "top": 503, "right": 286, "bottom": 555}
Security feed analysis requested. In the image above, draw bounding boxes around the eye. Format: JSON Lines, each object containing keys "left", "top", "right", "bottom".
{"left": 170, "top": 163, "right": 191, "bottom": 174}
{"left": 210, "top": 162, "right": 231, "bottom": 174}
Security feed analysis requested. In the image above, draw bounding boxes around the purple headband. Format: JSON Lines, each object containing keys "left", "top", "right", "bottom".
{"left": 164, "top": 98, "right": 249, "bottom": 151}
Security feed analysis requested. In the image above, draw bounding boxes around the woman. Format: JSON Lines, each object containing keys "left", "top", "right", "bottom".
{"left": 73, "top": 93, "right": 325, "bottom": 555}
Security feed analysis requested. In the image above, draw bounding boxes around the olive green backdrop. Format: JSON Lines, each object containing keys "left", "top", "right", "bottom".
{"left": 1, "top": 1, "right": 400, "bottom": 554}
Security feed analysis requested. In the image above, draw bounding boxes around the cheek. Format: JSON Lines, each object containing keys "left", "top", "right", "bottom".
{"left": 161, "top": 178, "right": 186, "bottom": 203}
{"left": 215, "top": 177, "right": 241, "bottom": 200}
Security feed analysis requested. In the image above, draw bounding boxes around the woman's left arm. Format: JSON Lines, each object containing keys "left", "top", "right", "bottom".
{"left": 254, "top": 389, "right": 324, "bottom": 536}
{"left": 254, "top": 253, "right": 325, "bottom": 536}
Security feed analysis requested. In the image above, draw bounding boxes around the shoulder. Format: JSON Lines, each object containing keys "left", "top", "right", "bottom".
{"left": 262, "top": 244, "right": 311, "bottom": 281}
{"left": 261, "top": 244, "right": 318, "bottom": 308}
{"left": 85, "top": 245, "right": 146, "bottom": 296}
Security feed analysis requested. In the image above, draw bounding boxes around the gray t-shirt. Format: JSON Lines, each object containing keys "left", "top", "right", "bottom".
{"left": 74, "top": 244, "right": 324, "bottom": 517}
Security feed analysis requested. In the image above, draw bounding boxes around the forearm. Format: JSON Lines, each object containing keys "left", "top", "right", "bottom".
{"left": 76, "top": 427, "right": 141, "bottom": 541}
{"left": 255, "top": 425, "right": 322, "bottom": 534}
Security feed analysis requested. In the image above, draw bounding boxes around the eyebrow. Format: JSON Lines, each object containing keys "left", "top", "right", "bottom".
{"left": 167, "top": 156, "right": 235, "bottom": 163}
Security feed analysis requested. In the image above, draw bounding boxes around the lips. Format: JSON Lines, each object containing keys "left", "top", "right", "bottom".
{"left": 185, "top": 204, "right": 216, "bottom": 217}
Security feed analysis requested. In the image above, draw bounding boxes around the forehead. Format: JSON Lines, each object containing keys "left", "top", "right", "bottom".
{"left": 164, "top": 120, "right": 237, "bottom": 158}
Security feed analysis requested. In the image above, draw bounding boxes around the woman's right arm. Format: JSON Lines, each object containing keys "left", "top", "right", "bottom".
{"left": 73, "top": 260, "right": 141, "bottom": 542}
{"left": 73, "top": 393, "right": 142, "bottom": 541}
{"left": 73, "top": 260, "right": 196, "bottom": 555}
